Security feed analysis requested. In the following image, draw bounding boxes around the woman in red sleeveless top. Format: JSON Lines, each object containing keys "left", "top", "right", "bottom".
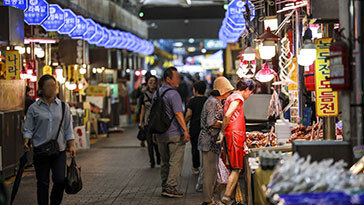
{"left": 219, "top": 79, "right": 255, "bottom": 204}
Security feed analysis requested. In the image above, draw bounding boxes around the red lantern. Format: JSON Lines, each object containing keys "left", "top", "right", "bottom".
{"left": 304, "top": 63, "right": 315, "bottom": 91}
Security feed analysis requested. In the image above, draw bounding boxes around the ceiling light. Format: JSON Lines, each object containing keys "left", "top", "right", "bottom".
{"left": 173, "top": 42, "right": 183, "bottom": 47}
{"left": 151, "top": 70, "right": 157, "bottom": 75}
{"left": 256, "top": 27, "right": 280, "bottom": 60}
{"left": 187, "top": 47, "right": 196, "bottom": 52}
{"left": 201, "top": 48, "right": 207, "bottom": 53}
{"left": 186, "top": 0, "right": 191, "bottom": 5}
{"left": 297, "top": 39, "right": 317, "bottom": 66}
{"left": 139, "top": 12, "right": 144, "bottom": 18}
{"left": 188, "top": 38, "right": 195, "bottom": 43}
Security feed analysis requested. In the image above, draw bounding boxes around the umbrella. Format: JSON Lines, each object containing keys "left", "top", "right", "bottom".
{"left": 10, "top": 152, "right": 28, "bottom": 205}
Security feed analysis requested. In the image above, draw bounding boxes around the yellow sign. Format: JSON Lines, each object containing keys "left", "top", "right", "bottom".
{"left": 314, "top": 38, "right": 339, "bottom": 117}
{"left": 5, "top": 50, "right": 20, "bottom": 80}
{"left": 86, "top": 85, "right": 107, "bottom": 96}
{"left": 288, "top": 58, "right": 298, "bottom": 90}
{"left": 43, "top": 65, "right": 53, "bottom": 76}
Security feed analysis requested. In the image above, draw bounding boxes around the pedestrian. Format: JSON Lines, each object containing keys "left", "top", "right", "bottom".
{"left": 154, "top": 67, "right": 190, "bottom": 198}
{"left": 25, "top": 86, "right": 35, "bottom": 115}
{"left": 185, "top": 81, "right": 208, "bottom": 175}
{"left": 23, "top": 75, "right": 76, "bottom": 205}
{"left": 139, "top": 75, "right": 161, "bottom": 168}
{"left": 218, "top": 78, "right": 255, "bottom": 205}
{"left": 199, "top": 77, "right": 234, "bottom": 205}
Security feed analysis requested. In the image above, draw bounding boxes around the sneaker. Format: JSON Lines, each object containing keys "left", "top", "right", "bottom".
{"left": 191, "top": 167, "right": 200, "bottom": 175}
{"left": 161, "top": 186, "right": 184, "bottom": 198}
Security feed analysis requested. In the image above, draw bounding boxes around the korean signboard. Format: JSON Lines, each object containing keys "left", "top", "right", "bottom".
{"left": 3, "top": 0, "right": 28, "bottom": 10}
{"left": 41, "top": 4, "right": 65, "bottom": 31}
{"left": 5, "top": 50, "right": 20, "bottom": 80}
{"left": 314, "top": 38, "right": 339, "bottom": 117}
{"left": 57, "top": 9, "right": 77, "bottom": 34}
{"left": 24, "top": 0, "right": 49, "bottom": 25}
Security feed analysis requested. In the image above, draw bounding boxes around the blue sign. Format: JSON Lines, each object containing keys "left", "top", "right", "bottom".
{"left": 24, "top": 0, "right": 49, "bottom": 25}
{"left": 57, "top": 9, "right": 77, "bottom": 34}
{"left": 97, "top": 27, "right": 111, "bottom": 47}
{"left": 226, "top": 0, "right": 255, "bottom": 29}
{"left": 87, "top": 24, "right": 103, "bottom": 45}
{"left": 223, "top": 18, "right": 244, "bottom": 34}
{"left": 124, "top": 33, "right": 137, "bottom": 51}
{"left": 41, "top": 4, "right": 65, "bottom": 31}
{"left": 69, "top": 16, "right": 87, "bottom": 39}
{"left": 105, "top": 30, "right": 118, "bottom": 48}
{"left": 3, "top": 0, "right": 28, "bottom": 10}
{"left": 117, "top": 32, "right": 128, "bottom": 49}
{"left": 83, "top": 19, "right": 97, "bottom": 41}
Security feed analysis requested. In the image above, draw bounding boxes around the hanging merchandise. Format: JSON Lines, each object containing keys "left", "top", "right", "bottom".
{"left": 256, "top": 27, "right": 280, "bottom": 60}
{"left": 255, "top": 63, "right": 276, "bottom": 83}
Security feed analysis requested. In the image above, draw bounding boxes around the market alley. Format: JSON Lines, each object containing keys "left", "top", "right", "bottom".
{"left": 8, "top": 125, "right": 202, "bottom": 205}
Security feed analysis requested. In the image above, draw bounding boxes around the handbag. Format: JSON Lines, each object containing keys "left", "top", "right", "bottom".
{"left": 137, "top": 127, "right": 147, "bottom": 141}
{"left": 217, "top": 157, "right": 230, "bottom": 184}
{"left": 65, "top": 158, "right": 82, "bottom": 194}
{"left": 33, "top": 102, "right": 65, "bottom": 157}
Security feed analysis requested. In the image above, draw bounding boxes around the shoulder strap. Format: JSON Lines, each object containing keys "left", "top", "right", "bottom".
{"left": 160, "top": 88, "right": 175, "bottom": 98}
{"left": 55, "top": 102, "right": 66, "bottom": 140}
{"left": 144, "top": 91, "right": 152, "bottom": 103}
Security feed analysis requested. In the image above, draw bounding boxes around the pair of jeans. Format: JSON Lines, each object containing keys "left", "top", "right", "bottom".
{"left": 157, "top": 135, "right": 185, "bottom": 188}
{"left": 33, "top": 151, "right": 66, "bottom": 205}
{"left": 190, "top": 133, "right": 200, "bottom": 169}
{"left": 146, "top": 131, "right": 160, "bottom": 165}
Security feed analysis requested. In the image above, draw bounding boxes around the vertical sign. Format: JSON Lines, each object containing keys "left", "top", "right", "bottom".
{"left": 41, "top": 4, "right": 65, "bottom": 31}
{"left": 314, "top": 38, "right": 339, "bottom": 117}
{"left": 57, "top": 9, "right": 77, "bottom": 34}
{"left": 24, "top": 0, "right": 49, "bottom": 25}
{"left": 5, "top": 50, "right": 20, "bottom": 80}
{"left": 3, "top": 0, "right": 28, "bottom": 10}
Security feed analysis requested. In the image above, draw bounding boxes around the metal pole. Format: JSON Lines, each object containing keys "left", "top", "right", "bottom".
{"left": 295, "top": 8, "right": 304, "bottom": 119}
{"left": 338, "top": 0, "right": 352, "bottom": 142}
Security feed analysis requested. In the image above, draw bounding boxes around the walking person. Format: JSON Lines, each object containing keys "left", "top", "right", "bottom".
{"left": 154, "top": 67, "right": 190, "bottom": 198}
{"left": 199, "top": 77, "right": 234, "bottom": 205}
{"left": 218, "top": 78, "right": 255, "bottom": 205}
{"left": 23, "top": 75, "right": 76, "bottom": 205}
{"left": 185, "top": 81, "right": 208, "bottom": 175}
{"left": 139, "top": 75, "right": 161, "bottom": 168}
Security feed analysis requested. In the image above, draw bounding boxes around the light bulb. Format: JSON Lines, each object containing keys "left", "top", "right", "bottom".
{"left": 30, "top": 74, "right": 37, "bottom": 82}
{"left": 259, "top": 44, "right": 276, "bottom": 60}
{"left": 298, "top": 48, "right": 317, "bottom": 66}
{"left": 92, "top": 68, "right": 97, "bottom": 73}
{"left": 96, "top": 68, "right": 103, "bottom": 73}
{"left": 142, "top": 70, "right": 147, "bottom": 75}
{"left": 79, "top": 67, "right": 87, "bottom": 74}
{"left": 58, "top": 77, "right": 66, "bottom": 84}
{"left": 151, "top": 70, "right": 157, "bottom": 75}
{"left": 78, "top": 82, "right": 84, "bottom": 89}
{"left": 15, "top": 46, "right": 25, "bottom": 54}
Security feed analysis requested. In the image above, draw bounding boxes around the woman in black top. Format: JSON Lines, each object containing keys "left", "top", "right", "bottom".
{"left": 139, "top": 75, "right": 161, "bottom": 168}
{"left": 185, "top": 81, "right": 208, "bottom": 174}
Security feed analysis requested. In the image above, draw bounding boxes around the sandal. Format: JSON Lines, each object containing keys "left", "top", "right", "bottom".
{"left": 218, "top": 196, "right": 234, "bottom": 205}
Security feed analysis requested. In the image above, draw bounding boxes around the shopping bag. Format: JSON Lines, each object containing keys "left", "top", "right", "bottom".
{"left": 217, "top": 157, "right": 230, "bottom": 184}
{"left": 65, "top": 158, "right": 82, "bottom": 195}
{"left": 137, "top": 127, "right": 147, "bottom": 141}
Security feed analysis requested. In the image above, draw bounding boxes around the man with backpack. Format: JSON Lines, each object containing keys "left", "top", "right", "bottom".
{"left": 148, "top": 67, "right": 190, "bottom": 198}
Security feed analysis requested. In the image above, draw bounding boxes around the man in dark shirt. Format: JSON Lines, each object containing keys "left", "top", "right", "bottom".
{"left": 185, "top": 81, "right": 208, "bottom": 175}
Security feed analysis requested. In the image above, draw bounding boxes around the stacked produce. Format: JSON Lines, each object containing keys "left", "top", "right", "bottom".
{"left": 246, "top": 131, "right": 277, "bottom": 148}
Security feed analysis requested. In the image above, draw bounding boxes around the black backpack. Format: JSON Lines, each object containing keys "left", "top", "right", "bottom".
{"left": 148, "top": 88, "right": 175, "bottom": 134}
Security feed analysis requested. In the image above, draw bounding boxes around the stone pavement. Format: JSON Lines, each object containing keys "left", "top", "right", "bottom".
{"left": 7, "top": 125, "right": 204, "bottom": 205}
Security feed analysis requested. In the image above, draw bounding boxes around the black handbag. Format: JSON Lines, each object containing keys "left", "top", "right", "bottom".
{"left": 33, "top": 102, "right": 65, "bottom": 157}
{"left": 137, "top": 127, "right": 147, "bottom": 141}
{"left": 65, "top": 158, "right": 82, "bottom": 194}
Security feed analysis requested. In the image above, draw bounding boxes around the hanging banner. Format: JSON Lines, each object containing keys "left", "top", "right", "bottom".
{"left": 5, "top": 50, "right": 20, "bottom": 80}
{"left": 3, "top": 0, "right": 28, "bottom": 10}
{"left": 314, "top": 38, "right": 339, "bottom": 117}
{"left": 41, "top": 4, "right": 65, "bottom": 31}
{"left": 83, "top": 19, "right": 97, "bottom": 41}
{"left": 88, "top": 24, "right": 103, "bottom": 45}
{"left": 69, "top": 16, "right": 88, "bottom": 39}
{"left": 24, "top": 0, "right": 49, "bottom": 25}
{"left": 57, "top": 9, "right": 77, "bottom": 34}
